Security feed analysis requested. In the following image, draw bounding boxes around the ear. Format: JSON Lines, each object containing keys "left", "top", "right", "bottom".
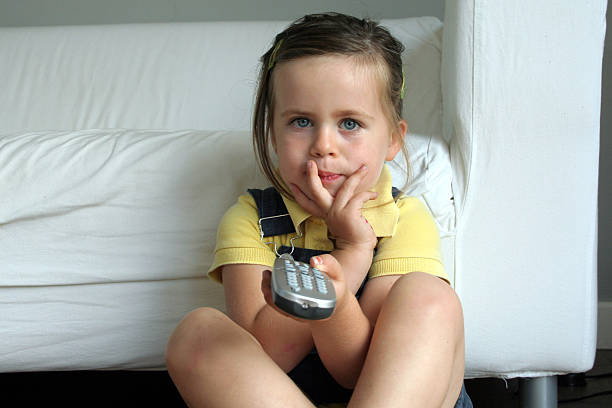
{"left": 385, "top": 119, "right": 407, "bottom": 161}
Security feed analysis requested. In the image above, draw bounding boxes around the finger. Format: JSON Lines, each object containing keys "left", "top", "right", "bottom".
{"left": 310, "top": 254, "right": 342, "bottom": 281}
{"left": 332, "top": 164, "right": 369, "bottom": 210}
{"left": 311, "top": 255, "right": 347, "bottom": 302}
{"left": 289, "top": 183, "right": 325, "bottom": 218}
{"left": 344, "top": 190, "right": 379, "bottom": 214}
{"left": 305, "top": 161, "right": 333, "bottom": 210}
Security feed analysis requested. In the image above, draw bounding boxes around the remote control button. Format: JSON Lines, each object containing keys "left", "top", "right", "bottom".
{"left": 287, "top": 271, "right": 299, "bottom": 289}
{"left": 301, "top": 275, "right": 314, "bottom": 290}
{"left": 317, "top": 282, "right": 328, "bottom": 294}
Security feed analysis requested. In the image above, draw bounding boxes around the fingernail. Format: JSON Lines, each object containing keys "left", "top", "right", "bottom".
{"left": 312, "top": 256, "right": 322, "bottom": 265}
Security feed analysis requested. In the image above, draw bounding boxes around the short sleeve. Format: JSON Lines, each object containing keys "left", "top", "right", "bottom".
{"left": 208, "top": 194, "right": 277, "bottom": 283}
{"left": 369, "top": 196, "right": 448, "bottom": 282}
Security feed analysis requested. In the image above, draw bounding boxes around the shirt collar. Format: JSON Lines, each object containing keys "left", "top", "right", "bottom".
{"left": 280, "top": 164, "right": 399, "bottom": 238}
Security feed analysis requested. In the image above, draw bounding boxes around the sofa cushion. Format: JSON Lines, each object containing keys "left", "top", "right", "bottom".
{"left": 0, "top": 129, "right": 268, "bottom": 285}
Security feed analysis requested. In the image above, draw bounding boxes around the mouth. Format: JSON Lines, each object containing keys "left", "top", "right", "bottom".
{"left": 317, "top": 170, "right": 342, "bottom": 184}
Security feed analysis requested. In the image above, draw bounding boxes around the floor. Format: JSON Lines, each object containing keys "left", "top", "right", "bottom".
{"left": 1, "top": 350, "right": 611, "bottom": 407}
{"left": 464, "top": 349, "right": 612, "bottom": 407}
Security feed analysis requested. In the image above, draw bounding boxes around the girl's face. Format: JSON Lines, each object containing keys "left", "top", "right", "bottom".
{"left": 271, "top": 55, "right": 405, "bottom": 199}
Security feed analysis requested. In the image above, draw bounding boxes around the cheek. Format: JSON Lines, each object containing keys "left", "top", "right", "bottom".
{"left": 352, "top": 143, "right": 386, "bottom": 167}
{"left": 364, "top": 164, "right": 384, "bottom": 187}
{"left": 357, "top": 146, "right": 388, "bottom": 187}
{"left": 275, "top": 144, "right": 303, "bottom": 174}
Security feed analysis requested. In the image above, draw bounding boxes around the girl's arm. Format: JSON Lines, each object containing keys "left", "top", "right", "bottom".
{"left": 221, "top": 263, "right": 314, "bottom": 372}
{"left": 304, "top": 255, "right": 401, "bottom": 389}
{"left": 285, "top": 163, "right": 387, "bottom": 387}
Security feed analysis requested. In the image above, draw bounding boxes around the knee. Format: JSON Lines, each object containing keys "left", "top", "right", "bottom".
{"left": 388, "top": 272, "right": 464, "bottom": 332}
{"left": 165, "top": 307, "right": 231, "bottom": 375}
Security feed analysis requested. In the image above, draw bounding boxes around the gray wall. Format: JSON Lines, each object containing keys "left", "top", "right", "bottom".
{"left": 1, "top": 0, "right": 610, "bottom": 301}
{"left": 0, "top": 0, "right": 444, "bottom": 25}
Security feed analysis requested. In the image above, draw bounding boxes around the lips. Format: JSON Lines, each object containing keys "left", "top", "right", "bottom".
{"left": 317, "top": 170, "right": 341, "bottom": 184}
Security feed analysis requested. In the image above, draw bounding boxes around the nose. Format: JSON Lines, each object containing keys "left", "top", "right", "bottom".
{"left": 309, "top": 125, "right": 338, "bottom": 158}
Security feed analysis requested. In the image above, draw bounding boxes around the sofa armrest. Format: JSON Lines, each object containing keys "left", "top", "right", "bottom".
{"left": 443, "top": 0, "right": 606, "bottom": 377}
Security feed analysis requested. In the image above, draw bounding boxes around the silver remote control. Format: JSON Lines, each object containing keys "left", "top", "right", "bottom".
{"left": 271, "top": 253, "right": 337, "bottom": 320}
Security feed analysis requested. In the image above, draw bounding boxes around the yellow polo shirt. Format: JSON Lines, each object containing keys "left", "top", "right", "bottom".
{"left": 208, "top": 165, "right": 447, "bottom": 283}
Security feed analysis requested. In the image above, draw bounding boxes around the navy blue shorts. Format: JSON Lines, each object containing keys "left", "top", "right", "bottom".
{"left": 455, "top": 383, "right": 473, "bottom": 407}
{"left": 289, "top": 352, "right": 472, "bottom": 407}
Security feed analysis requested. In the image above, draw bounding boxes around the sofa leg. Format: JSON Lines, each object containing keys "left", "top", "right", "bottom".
{"left": 519, "top": 376, "right": 557, "bottom": 408}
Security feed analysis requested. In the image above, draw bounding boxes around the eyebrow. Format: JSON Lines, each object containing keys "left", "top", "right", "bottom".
{"left": 278, "top": 109, "right": 311, "bottom": 119}
{"left": 336, "top": 109, "right": 375, "bottom": 121}
{"left": 278, "top": 108, "right": 375, "bottom": 121}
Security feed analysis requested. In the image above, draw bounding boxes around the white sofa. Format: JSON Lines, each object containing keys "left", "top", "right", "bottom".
{"left": 0, "top": 0, "right": 606, "bottom": 405}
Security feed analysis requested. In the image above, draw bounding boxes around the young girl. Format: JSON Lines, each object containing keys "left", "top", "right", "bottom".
{"left": 166, "top": 13, "right": 471, "bottom": 408}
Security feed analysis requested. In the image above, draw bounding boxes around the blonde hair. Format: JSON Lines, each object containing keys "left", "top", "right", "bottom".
{"left": 253, "top": 13, "right": 409, "bottom": 197}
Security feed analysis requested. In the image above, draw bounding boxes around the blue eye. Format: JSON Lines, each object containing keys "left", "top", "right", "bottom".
{"left": 292, "top": 118, "right": 311, "bottom": 128}
{"left": 340, "top": 119, "right": 360, "bottom": 131}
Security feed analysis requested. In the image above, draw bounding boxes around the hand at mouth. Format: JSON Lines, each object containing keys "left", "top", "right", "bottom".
{"left": 290, "top": 161, "right": 378, "bottom": 250}
{"left": 291, "top": 160, "right": 371, "bottom": 213}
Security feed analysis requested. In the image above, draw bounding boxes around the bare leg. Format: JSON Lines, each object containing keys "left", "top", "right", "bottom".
{"left": 166, "top": 307, "right": 315, "bottom": 408}
{"left": 349, "top": 273, "right": 465, "bottom": 408}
